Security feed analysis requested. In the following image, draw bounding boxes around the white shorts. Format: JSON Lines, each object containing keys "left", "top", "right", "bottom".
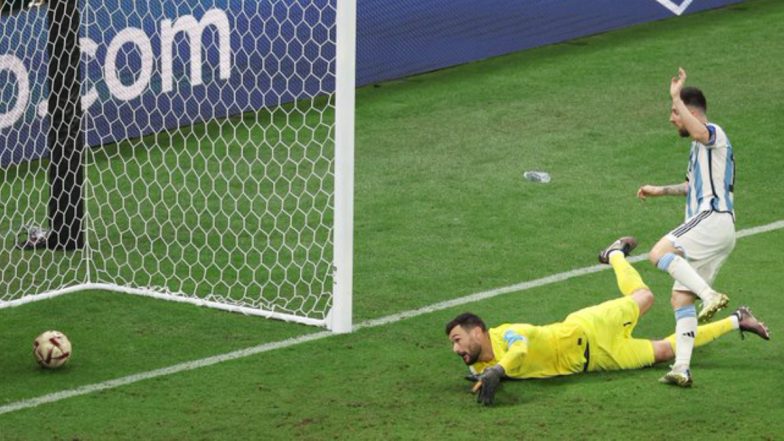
{"left": 665, "top": 210, "right": 736, "bottom": 292}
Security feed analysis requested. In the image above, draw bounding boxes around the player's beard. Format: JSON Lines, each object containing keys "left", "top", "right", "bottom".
{"left": 679, "top": 128, "right": 690, "bottom": 138}
{"left": 459, "top": 342, "right": 482, "bottom": 365}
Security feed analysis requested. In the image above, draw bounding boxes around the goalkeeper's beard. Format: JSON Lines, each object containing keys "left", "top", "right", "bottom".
{"left": 459, "top": 344, "right": 482, "bottom": 365}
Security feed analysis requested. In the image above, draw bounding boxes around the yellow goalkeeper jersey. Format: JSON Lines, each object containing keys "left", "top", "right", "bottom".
{"left": 470, "top": 322, "right": 589, "bottom": 379}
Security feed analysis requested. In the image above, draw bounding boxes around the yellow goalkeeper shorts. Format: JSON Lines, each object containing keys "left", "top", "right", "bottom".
{"left": 564, "top": 296, "right": 655, "bottom": 372}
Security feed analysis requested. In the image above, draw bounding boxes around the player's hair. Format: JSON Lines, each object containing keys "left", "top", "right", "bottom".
{"left": 680, "top": 86, "right": 707, "bottom": 112}
{"left": 445, "top": 312, "right": 487, "bottom": 335}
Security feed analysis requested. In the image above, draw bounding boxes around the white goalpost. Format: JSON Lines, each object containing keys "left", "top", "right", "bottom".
{"left": 0, "top": 0, "right": 355, "bottom": 332}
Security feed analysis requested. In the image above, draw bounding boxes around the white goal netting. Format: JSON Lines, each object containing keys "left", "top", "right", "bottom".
{"left": 0, "top": 0, "right": 354, "bottom": 330}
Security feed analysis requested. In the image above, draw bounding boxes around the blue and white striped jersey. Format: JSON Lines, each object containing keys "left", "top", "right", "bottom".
{"left": 684, "top": 123, "right": 735, "bottom": 220}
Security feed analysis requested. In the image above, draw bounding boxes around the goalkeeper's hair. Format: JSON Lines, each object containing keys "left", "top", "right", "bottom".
{"left": 681, "top": 86, "right": 707, "bottom": 113}
{"left": 446, "top": 312, "right": 487, "bottom": 335}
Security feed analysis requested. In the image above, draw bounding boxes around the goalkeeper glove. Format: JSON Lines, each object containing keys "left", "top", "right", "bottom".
{"left": 475, "top": 365, "right": 505, "bottom": 406}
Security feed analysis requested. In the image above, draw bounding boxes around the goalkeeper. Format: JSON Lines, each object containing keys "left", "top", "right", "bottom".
{"left": 446, "top": 237, "right": 770, "bottom": 405}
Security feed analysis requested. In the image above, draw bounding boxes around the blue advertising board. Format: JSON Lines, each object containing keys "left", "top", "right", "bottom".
{"left": 356, "top": 0, "right": 742, "bottom": 85}
{"left": 0, "top": 0, "right": 742, "bottom": 166}
{"left": 1, "top": 0, "right": 336, "bottom": 166}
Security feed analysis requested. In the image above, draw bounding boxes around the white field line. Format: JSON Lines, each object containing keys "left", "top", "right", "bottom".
{"left": 2, "top": 219, "right": 783, "bottom": 416}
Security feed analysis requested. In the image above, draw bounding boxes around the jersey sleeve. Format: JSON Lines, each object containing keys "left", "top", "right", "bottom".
{"left": 496, "top": 329, "right": 529, "bottom": 373}
{"left": 705, "top": 123, "right": 728, "bottom": 149}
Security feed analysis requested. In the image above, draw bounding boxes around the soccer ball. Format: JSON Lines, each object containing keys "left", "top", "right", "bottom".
{"left": 33, "top": 330, "right": 72, "bottom": 369}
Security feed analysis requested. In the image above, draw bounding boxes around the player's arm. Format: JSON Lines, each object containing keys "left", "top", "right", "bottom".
{"left": 637, "top": 182, "right": 688, "bottom": 200}
{"left": 495, "top": 331, "right": 528, "bottom": 373}
{"left": 473, "top": 331, "right": 528, "bottom": 405}
{"left": 670, "top": 67, "right": 711, "bottom": 144}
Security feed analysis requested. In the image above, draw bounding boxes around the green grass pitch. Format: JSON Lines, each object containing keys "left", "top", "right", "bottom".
{"left": 1, "top": 0, "right": 783, "bottom": 439}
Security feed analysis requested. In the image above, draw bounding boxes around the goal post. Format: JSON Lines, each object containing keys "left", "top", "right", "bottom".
{"left": 0, "top": 0, "right": 355, "bottom": 332}
{"left": 330, "top": 0, "right": 356, "bottom": 333}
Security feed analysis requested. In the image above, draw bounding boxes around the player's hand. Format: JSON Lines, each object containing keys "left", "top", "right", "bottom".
{"left": 472, "top": 365, "right": 504, "bottom": 406}
{"left": 637, "top": 185, "right": 663, "bottom": 200}
{"left": 670, "top": 67, "right": 687, "bottom": 98}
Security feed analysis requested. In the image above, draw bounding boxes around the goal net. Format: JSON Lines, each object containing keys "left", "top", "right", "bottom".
{"left": 0, "top": 0, "right": 355, "bottom": 331}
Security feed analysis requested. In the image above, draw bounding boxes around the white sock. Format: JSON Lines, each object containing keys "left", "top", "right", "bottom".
{"left": 729, "top": 314, "right": 740, "bottom": 329}
{"left": 658, "top": 253, "right": 713, "bottom": 301}
{"left": 673, "top": 305, "right": 698, "bottom": 371}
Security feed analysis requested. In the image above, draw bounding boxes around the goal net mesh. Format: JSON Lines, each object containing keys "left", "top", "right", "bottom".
{"left": 1, "top": 0, "right": 344, "bottom": 326}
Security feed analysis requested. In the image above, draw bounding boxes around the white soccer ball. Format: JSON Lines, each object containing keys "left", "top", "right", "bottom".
{"left": 33, "top": 330, "right": 72, "bottom": 369}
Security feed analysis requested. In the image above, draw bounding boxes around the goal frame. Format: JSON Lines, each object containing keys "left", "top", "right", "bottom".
{"left": 0, "top": 0, "right": 356, "bottom": 333}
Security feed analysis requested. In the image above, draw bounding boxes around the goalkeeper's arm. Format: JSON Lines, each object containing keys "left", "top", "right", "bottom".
{"left": 473, "top": 365, "right": 505, "bottom": 406}
{"left": 471, "top": 331, "right": 527, "bottom": 405}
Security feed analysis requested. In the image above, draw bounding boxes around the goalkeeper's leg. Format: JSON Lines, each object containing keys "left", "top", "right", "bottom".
{"left": 652, "top": 318, "right": 734, "bottom": 363}
{"left": 609, "top": 251, "right": 648, "bottom": 297}
{"left": 651, "top": 308, "right": 770, "bottom": 363}
{"left": 607, "top": 247, "right": 653, "bottom": 316}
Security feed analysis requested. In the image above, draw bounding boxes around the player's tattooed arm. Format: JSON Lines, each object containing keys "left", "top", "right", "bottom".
{"left": 661, "top": 183, "right": 688, "bottom": 196}
{"left": 637, "top": 182, "right": 687, "bottom": 199}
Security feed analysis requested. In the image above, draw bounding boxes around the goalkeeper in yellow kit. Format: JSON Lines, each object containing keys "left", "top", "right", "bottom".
{"left": 446, "top": 237, "right": 770, "bottom": 405}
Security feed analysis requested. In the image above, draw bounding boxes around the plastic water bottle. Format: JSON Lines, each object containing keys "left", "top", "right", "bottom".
{"left": 523, "top": 171, "right": 551, "bottom": 183}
